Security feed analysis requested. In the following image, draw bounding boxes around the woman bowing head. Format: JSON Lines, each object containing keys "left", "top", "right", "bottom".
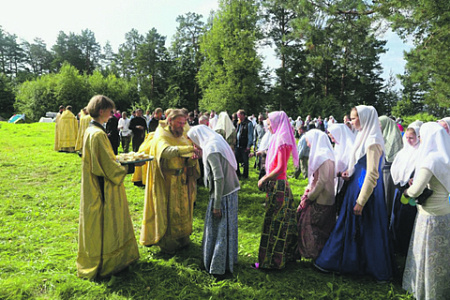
{"left": 187, "top": 125, "right": 240, "bottom": 276}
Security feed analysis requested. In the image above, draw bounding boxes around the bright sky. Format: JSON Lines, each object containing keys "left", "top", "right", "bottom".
{"left": 2, "top": 0, "right": 412, "bottom": 90}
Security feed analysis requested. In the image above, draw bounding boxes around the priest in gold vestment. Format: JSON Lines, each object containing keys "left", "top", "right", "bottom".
{"left": 132, "top": 119, "right": 191, "bottom": 186}
{"left": 55, "top": 106, "right": 78, "bottom": 152}
{"left": 140, "top": 109, "right": 200, "bottom": 253}
{"left": 131, "top": 131, "right": 155, "bottom": 186}
{"left": 54, "top": 105, "right": 64, "bottom": 151}
{"left": 75, "top": 112, "right": 92, "bottom": 152}
{"left": 78, "top": 95, "right": 140, "bottom": 280}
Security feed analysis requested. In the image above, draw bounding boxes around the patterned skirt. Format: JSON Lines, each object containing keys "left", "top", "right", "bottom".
{"left": 402, "top": 212, "right": 450, "bottom": 300}
{"left": 258, "top": 180, "right": 298, "bottom": 269}
{"left": 203, "top": 191, "right": 239, "bottom": 275}
{"left": 297, "top": 200, "right": 336, "bottom": 259}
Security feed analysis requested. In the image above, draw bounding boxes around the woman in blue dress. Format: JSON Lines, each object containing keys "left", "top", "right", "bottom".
{"left": 314, "top": 105, "right": 394, "bottom": 282}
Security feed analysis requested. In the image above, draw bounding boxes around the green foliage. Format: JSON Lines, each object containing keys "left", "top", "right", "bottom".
{"left": 0, "top": 73, "right": 15, "bottom": 118}
{"left": 391, "top": 98, "right": 417, "bottom": 118}
{"left": 14, "top": 73, "right": 58, "bottom": 121}
{"left": 55, "top": 63, "right": 89, "bottom": 109}
{"left": 168, "top": 12, "right": 206, "bottom": 110}
{"left": 14, "top": 63, "right": 88, "bottom": 120}
{"left": 0, "top": 122, "right": 415, "bottom": 299}
{"left": 14, "top": 64, "right": 139, "bottom": 121}
{"left": 401, "top": 113, "right": 437, "bottom": 128}
{"left": 379, "top": 0, "right": 450, "bottom": 116}
{"left": 198, "top": 0, "right": 264, "bottom": 114}
{"left": 262, "top": 0, "right": 391, "bottom": 117}
{"left": 51, "top": 29, "right": 100, "bottom": 74}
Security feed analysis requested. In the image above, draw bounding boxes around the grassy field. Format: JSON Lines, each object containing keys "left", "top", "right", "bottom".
{"left": 0, "top": 122, "right": 413, "bottom": 299}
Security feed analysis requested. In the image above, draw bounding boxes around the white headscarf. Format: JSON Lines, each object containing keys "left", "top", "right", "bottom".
{"left": 391, "top": 123, "right": 422, "bottom": 186}
{"left": 304, "top": 129, "right": 335, "bottom": 184}
{"left": 208, "top": 116, "right": 218, "bottom": 130}
{"left": 258, "top": 130, "right": 273, "bottom": 152}
{"left": 413, "top": 122, "right": 450, "bottom": 193}
{"left": 266, "top": 111, "right": 299, "bottom": 173}
{"left": 295, "top": 117, "right": 303, "bottom": 129}
{"left": 409, "top": 120, "right": 423, "bottom": 128}
{"left": 187, "top": 125, "right": 237, "bottom": 187}
{"left": 327, "top": 123, "right": 356, "bottom": 175}
{"left": 214, "top": 111, "right": 235, "bottom": 139}
{"left": 347, "top": 105, "right": 385, "bottom": 176}
{"left": 438, "top": 117, "right": 450, "bottom": 135}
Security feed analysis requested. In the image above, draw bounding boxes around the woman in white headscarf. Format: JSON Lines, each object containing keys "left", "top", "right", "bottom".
{"left": 297, "top": 129, "right": 336, "bottom": 259}
{"left": 402, "top": 122, "right": 450, "bottom": 300}
{"left": 327, "top": 123, "right": 356, "bottom": 214}
{"left": 255, "top": 130, "right": 273, "bottom": 180}
{"left": 389, "top": 122, "right": 422, "bottom": 256}
{"left": 438, "top": 117, "right": 450, "bottom": 135}
{"left": 253, "top": 111, "right": 299, "bottom": 270}
{"left": 214, "top": 111, "right": 237, "bottom": 150}
{"left": 315, "top": 105, "right": 393, "bottom": 282}
{"left": 187, "top": 125, "right": 240, "bottom": 276}
{"left": 379, "top": 116, "right": 404, "bottom": 218}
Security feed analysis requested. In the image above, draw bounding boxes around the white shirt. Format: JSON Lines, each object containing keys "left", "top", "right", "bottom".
{"left": 118, "top": 118, "right": 132, "bottom": 136}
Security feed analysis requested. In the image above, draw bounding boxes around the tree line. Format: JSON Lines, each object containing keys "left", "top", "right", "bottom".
{"left": 0, "top": 0, "right": 448, "bottom": 121}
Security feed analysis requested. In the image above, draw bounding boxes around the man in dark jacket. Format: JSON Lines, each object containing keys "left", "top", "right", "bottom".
{"left": 234, "top": 109, "right": 253, "bottom": 179}
{"left": 148, "top": 108, "right": 163, "bottom": 133}
{"left": 129, "top": 109, "right": 148, "bottom": 152}
{"left": 106, "top": 111, "right": 120, "bottom": 155}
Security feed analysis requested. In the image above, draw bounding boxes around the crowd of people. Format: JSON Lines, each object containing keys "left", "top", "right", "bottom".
{"left": 54, "top": 97, "right": 450, "bottom": 299}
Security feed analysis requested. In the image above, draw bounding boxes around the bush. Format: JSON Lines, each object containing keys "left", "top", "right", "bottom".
{"left": 401, "top": 112, "right": 437, "bottom": 128}
{"left": 14, "top": 64, "right": 140, "bottom": 121}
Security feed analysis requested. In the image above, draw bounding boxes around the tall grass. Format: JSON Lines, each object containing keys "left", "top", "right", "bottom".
{"left": 0, "top": 122, "right": 413, "bottom": 299}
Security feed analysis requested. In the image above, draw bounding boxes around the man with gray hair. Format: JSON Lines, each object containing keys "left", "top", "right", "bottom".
{"left": 199, "top": 115, "right": 209, "bottom": 126}
{"left": 140, "top": 109, "right": 200, "bottom": 254}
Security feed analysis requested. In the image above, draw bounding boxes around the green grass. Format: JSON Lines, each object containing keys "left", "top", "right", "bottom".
{"left": 0, "top": 122, "right": 413, "bottom": 299}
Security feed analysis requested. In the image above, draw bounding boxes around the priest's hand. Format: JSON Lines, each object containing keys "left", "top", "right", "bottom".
{"left": 134, "top": 161, "right": 146, "bottom": 167}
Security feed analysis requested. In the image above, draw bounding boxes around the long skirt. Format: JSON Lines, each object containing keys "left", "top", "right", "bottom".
{"left": 402, "top": 212, "right": 450, "bottom": 300}
{"left": 389, "top": 188, "right": 417, "bottom": 256}
{"left": 315, "top": 155, "right": 393, "bottom": 281}
{"left": 383, "top": 161, "right": 396, "bottom": 219}
{"left": 203, "top": 191, "right": 239, "bottom": 275}
{"left": 297, "top": 200, "right": 336, "bottom": 259}
{"left": 258, "top": 180, "right": 298, "bottom": 269}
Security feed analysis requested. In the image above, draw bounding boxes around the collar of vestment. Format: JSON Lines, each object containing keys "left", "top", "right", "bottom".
{"left": 90, "top": 120, "right": 106, "bottom": 132}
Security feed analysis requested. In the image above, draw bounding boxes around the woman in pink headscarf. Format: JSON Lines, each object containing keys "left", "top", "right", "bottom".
{"left": 253, "top": 111, "right": 299, "bottom": 270}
